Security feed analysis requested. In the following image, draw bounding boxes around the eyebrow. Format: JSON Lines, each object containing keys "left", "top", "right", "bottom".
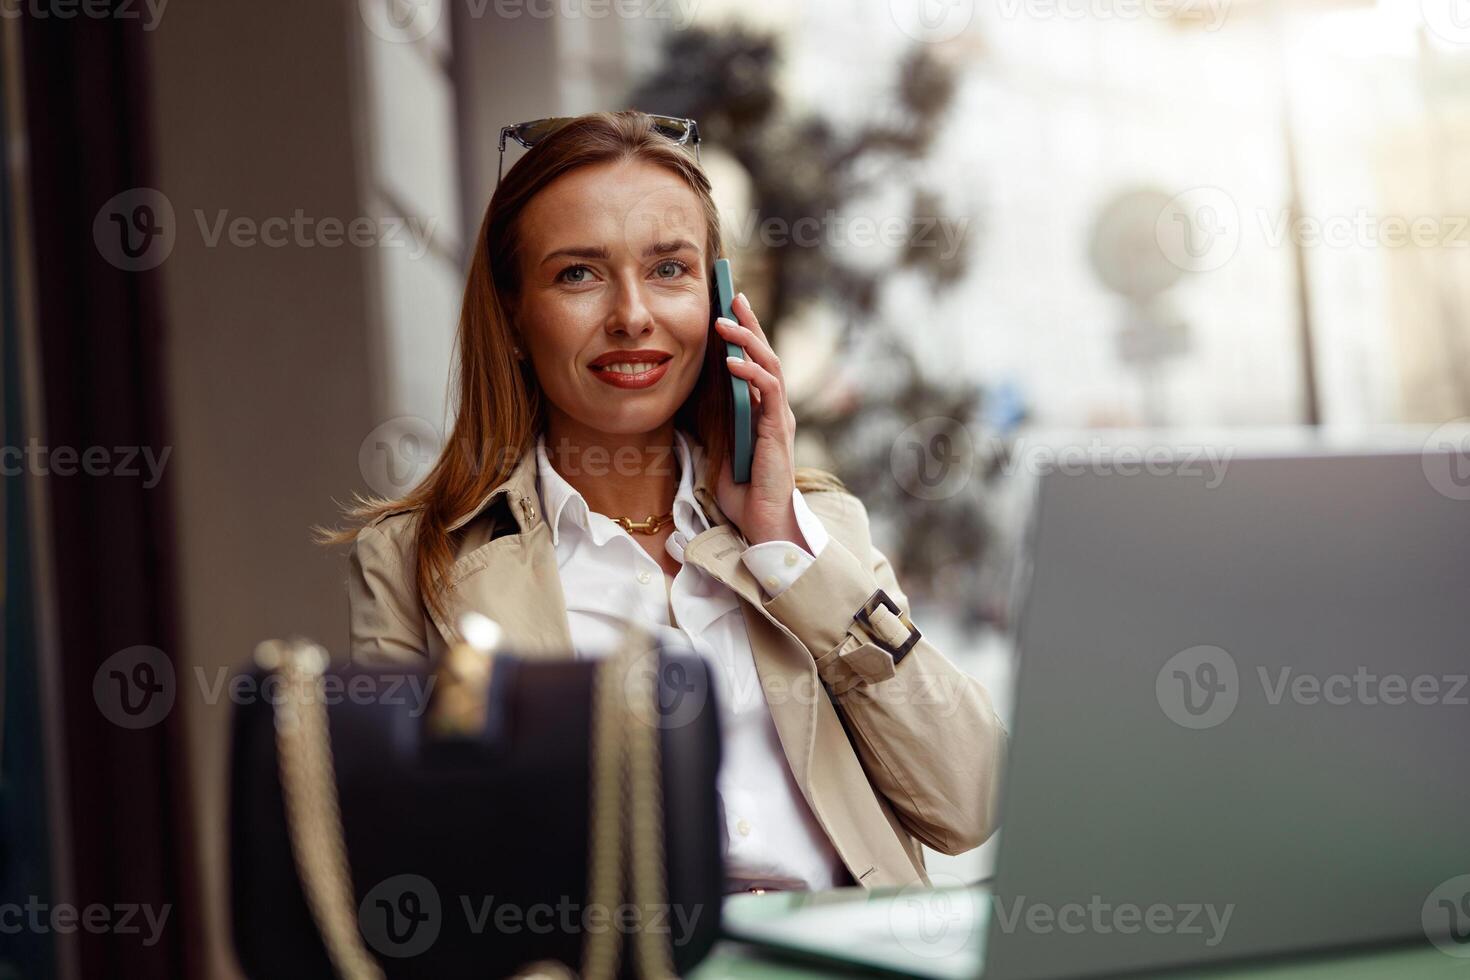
{"left": 539, "top": 238, "right": 700, "bottom": 265}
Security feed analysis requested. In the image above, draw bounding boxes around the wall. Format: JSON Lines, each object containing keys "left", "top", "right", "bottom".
{"left": 148, "top": 2, "right": 379, "bottom": 974}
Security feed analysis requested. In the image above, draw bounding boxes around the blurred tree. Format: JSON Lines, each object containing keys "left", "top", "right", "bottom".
{"left": 627, "top": 27, "right": 1017, "bottom": 625}
{"left": 628, "top": 27, "right": 969, "bottom": 328}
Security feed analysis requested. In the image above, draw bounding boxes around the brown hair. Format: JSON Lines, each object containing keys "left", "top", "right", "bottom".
{"left": 319, "top": 110, "right": 845, "bottom": 623}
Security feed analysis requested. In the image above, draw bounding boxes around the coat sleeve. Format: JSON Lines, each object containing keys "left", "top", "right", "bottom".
{"left": 759, "top": 492, "right": 1008, "bottom": 855}
{"left": 347, "top": 522, "right": 431, "bottom": 666}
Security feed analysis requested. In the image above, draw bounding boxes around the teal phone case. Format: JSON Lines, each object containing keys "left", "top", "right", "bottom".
{"left": 715, "top": 258, "right": 753, "bottom": 484}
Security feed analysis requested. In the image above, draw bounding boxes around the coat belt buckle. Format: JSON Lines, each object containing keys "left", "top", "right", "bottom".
{"left": 852, "top": 588, "right": 921, "bottom": 664}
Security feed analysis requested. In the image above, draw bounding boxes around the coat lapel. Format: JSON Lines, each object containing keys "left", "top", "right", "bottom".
{"left": 429, "top": 442, "right": 576, "bottom": 658}
{"left": 687, "top": 448, "right": 819, "bottom": 793}
{"left": 426, "top": 524, "right": 577, "bottom": 659}
{"left": 677, "top": 522, "right": 818, "bottom": 784}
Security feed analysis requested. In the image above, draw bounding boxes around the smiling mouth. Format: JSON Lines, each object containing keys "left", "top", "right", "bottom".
{"left": 591, "top": 357, "right": 672, "bottom": 375}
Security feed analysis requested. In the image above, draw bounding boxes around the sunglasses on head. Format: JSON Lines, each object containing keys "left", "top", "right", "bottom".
{"left": 497, "top": 114, "right": 701, "bottom": 185}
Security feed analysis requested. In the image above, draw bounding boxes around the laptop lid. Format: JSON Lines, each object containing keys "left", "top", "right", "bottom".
{"left": 985, "top": 445, "right": 1470, "bottom": 979}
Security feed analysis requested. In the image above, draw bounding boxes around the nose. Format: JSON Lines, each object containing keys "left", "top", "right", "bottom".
{"left": 605, "top": 271, "right": 655, "bottom": 339}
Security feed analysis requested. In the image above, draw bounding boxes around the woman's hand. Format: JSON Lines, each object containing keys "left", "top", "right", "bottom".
{"left": 713, "top": 292, "right": 808, "bottom": 548}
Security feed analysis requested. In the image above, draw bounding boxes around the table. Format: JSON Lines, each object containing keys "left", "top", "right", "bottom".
{"left": 690, "top": 939, "right": 1457, "bottom": 978}
{"left": 688, "top": 886, "right": 1461, "bottom": 980}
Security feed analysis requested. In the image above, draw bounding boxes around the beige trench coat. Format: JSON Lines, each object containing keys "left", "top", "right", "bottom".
{"left": 346, "top": 438, "right": 1007, "bottom": 889}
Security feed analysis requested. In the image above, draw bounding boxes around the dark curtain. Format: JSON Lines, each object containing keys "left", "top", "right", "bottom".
{"left": 20, "top": 9, "right": 199, "bottom": 979}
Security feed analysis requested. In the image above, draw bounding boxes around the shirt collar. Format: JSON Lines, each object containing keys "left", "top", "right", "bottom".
{"left": 444, "top": 429, "right": 734, "bottom": 538}
{"left": 535, "top": 429, "right": 711, "bottom": 548}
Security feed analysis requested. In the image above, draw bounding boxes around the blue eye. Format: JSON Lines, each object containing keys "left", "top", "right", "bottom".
{"left": 655, "top": 259, "right": 689, "bottom": 279}
{"left": 557, "top": 264, "right": 591, "bottom": 283}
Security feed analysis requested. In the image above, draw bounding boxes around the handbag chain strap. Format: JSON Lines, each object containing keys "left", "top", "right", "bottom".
{"left": 262, "top": 629, "right": 677, "bottom": 980}
{"left": 596, "top": 625, "right": 677, "bottom": 979}
{"left": 259, "top": 638, "right": 386, "bottom": 980}
{"left": 522, "top": 623, "right": 678, "bottom": 980}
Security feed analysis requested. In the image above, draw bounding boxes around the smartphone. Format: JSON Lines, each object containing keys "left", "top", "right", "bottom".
{"left": 714, "top": 258, "right": 754, "bottom": 484}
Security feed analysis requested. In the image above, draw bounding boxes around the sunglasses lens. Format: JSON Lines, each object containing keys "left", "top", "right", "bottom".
{"left": 649, "top": 117, "right": 692, "bottom": 143}
{"left": 514, "top": 117, "right": 571, "bottom": 148}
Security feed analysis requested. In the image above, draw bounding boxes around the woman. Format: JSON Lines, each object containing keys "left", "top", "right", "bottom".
{"left": 327, "top": 110, "right": 1006, "bottom": 894}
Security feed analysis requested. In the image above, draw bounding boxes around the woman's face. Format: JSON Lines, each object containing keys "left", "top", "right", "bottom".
{"left": 513, "top": 158, "right": 710, "bottom": 439}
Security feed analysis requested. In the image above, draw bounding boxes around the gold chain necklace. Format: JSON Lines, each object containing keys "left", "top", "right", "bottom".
{"left": 607, "top": 449, "right": 679, "bottom": 535}
{"left": 611, "top": 511, "right": 674, "bottom": 535}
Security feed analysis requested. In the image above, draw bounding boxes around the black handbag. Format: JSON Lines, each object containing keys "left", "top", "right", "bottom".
{"left": 229, "top": 619, "right": 725, "bottom": 979}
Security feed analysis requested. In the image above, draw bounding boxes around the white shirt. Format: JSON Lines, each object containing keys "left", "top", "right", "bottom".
{"left": 534, "top": 429, "right": 847, "bottom": 892}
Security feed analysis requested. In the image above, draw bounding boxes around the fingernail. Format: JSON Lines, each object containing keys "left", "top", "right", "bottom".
{"left": 737, "top": 292, "right": 748, "bottom": 307}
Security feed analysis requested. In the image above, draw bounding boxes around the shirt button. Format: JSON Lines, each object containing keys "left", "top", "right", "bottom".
{"left": 737, "top": 819, "right": 751, "bottom": 837}
{"left": 637, "top": 570, "right": 652, "bottom": 585}
{"left": 764, "top": 575, "right": 780, "bottom": 591}
{"left": 784, "top": 550, "right": 799, "bottom": 566}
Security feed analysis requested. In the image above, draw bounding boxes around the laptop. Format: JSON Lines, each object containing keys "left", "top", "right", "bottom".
{"left": 724, "top": 438, "right": 1470, "bottom": 978}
